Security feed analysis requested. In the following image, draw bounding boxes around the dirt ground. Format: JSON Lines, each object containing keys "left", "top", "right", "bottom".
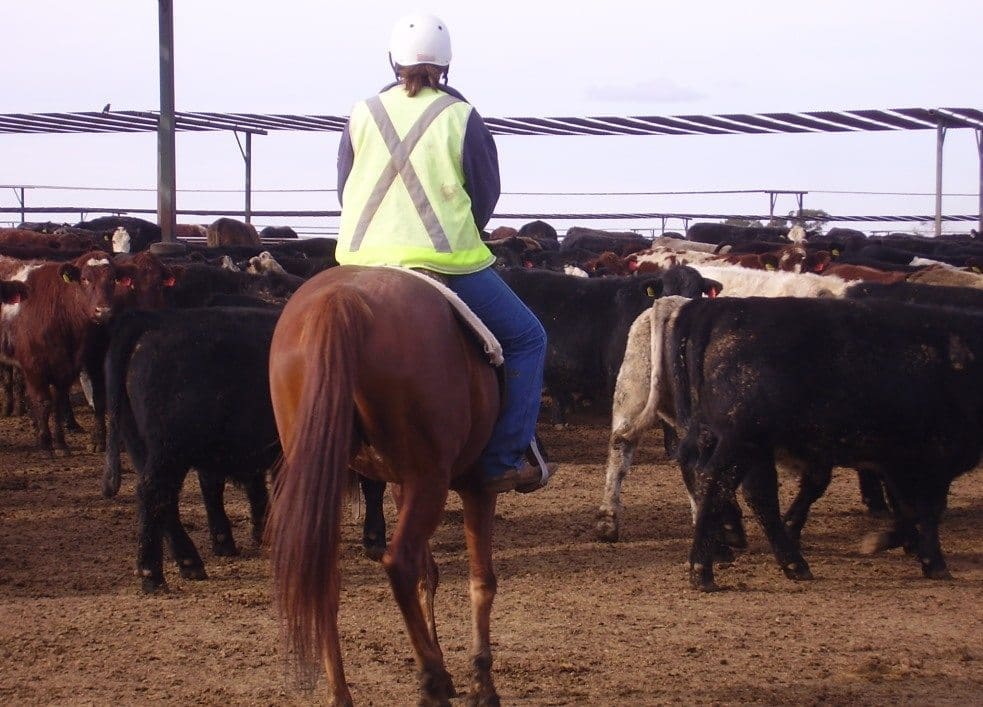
{"left": 0, "top": 406, "right": 980, "bottom": 706}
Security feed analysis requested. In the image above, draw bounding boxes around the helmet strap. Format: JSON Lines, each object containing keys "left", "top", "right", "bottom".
{"left": 389, "top": 53, "right": 400, "bottom": 81}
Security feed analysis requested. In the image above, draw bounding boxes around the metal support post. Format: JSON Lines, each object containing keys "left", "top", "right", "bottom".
{"left": 977, "top": 128, "right": 982, "bottom": 235}
{"left": 935, "top": 121, "right": 947, "bottom": 237}
{"left": 234, "top": 131, "right": 253, "bottom": 224}
{"left": 157, "top": 0, "right": 177, "bottom": 242}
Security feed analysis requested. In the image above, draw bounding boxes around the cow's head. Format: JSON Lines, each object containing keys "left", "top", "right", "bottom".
{"left": 113, "top": 252, "right": 175, "bottom": 310}
{"left": 60, "top": 252, "right": 127, "bottom": 322}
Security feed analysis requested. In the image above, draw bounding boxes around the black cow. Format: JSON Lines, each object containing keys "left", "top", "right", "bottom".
{"left": 165, "top": 263, "right": 305, "bottom": 308}
{"left": 500, "top": 265, "right": 712, "bottom": 424}
{"left": 660, "top": 296, "right": 983, "bottom": 590}
{"left": 686, "top": 222, "right": 792, "bottom": 245}
{"left": 75, "top": 216, "right": 162, "bottom": 253}
{"left": 103, "top": 307, "right": 281, "bottom": 592}
{"left": 561, "top": 227, "right": 652, "bottom": 256}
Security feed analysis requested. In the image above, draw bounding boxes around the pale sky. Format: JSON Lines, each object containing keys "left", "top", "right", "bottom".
{"left": 2, "top": 0, "right": 981, "bottom": 235}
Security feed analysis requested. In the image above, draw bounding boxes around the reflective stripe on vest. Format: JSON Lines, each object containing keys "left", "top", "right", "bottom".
{"left": 349, "top": 94, "right": 461, "bottom": 253}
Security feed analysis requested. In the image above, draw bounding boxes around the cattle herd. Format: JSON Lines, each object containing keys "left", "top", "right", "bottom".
{"left": 1, "top": 214, "right": 981, "bottom": 696}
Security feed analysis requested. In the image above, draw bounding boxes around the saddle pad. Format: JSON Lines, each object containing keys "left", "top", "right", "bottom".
{"left": 381, "top": 266, "right": 504, "bottom": 366}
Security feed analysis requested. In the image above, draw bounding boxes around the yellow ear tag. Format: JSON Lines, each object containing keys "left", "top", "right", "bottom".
{"left": 62, "top": 272, "right": 72, "bottom": 283}
{"left": 646, "top": 286, "right": 656, "bottom": 297}
{"left": 973, "top": 267, "right": 981, "bottom": 274}
{"left": 832, "top": 249, "right": 841, "bottom": 256}
{"left": 765, "top": 263, "right": 776, "bottom": 271}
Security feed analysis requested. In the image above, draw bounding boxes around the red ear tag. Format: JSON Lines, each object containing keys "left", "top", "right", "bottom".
{"left": 163, "top": 276, "right": 175, "bottom": 287}
{"left": 628, "top": 260, "right": 639, "bottom": 272}
{"left": 523, "top": 260, "right": 533, "bottom": 268}
{"left": 118, "top": 276, "right": 133, "bottom": 288}
{"left": 815, "top": 263, "right": 826, "bottom": 272}
{"left": 9, "top": 294, "right": 21, "bottom": 304}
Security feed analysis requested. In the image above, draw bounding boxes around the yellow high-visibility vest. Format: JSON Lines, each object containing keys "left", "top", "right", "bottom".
{"left": 337, "top": 86, "right": 495, "bottom": 274}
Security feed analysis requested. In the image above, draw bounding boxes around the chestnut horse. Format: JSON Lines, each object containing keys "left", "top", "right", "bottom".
{"left": 266, "top": 265, "right": 502, "bottom": 706}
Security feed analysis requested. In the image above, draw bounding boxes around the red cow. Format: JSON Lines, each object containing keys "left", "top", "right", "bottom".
{"left": 823, "top": 263, "right": 909, "bottom": 284}
{"left": 1, "top": 252, "right": 136, "bottom": 453}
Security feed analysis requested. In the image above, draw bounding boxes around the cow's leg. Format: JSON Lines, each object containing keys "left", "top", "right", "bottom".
{"left": 244, "top": 472, "right": 269, "bottom": 545}
{"left": 677, "top": 428, "right": 744, "bottom": 562}
{"left": 197, "top": 472, "right": 238, "bottom": 557}
{"left": 857, "top": 469, "right": 890, "bottom": 516}
{"left": 782, "top": 462, "right": 834, "bottom": 546}
{"left": 910, "top": 479, "right": 952, "bottom": 579}
{"left": 0, "top": 365, "right": 13, "bottom": 417}
{"left": 360, "top": 475, "right": 387, "bottom": 561}
{"left": 137, "top": 459, "right": 205, "bottom": 592}
{"left": 50, "top": 385, "right": 73, "bottom": 454}
{"left": 460, "top": 487, "right": 499, "bottom": 707}
{"left": 60, "top": 393, "right": 83, "bottom": 433}
{"left": 12, "top": 368, "right": 26, "bottom": 416}
{"left": 596, "top": 427, "right": 641, "bottom": 542}
{"left": 741, "top": 453, "right": 812, "bottom": 582}
{"left": 25, "top": 381, "right": 54, "bottom": 453}
{"left": 685, "top": 425, "right": 736, "bottom": 591}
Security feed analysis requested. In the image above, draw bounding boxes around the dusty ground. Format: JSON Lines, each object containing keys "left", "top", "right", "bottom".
{"left": 0, "top": 406, "right": 980, "bottom": 706}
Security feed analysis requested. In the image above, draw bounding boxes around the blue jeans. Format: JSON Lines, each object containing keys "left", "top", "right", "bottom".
{"left": 445, "top": 267, "right": 547, "bottom": 478}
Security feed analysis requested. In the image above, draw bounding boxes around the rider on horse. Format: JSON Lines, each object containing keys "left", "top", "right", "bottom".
{"left": 335, "top": 13, "right": 555, "bottom": 494}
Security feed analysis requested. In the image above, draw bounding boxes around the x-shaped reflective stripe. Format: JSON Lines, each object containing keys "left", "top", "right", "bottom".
{"left": 349, "top": 94, "right": 461, "bottom": 253}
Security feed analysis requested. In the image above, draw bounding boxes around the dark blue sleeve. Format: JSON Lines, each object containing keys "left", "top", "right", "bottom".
{"left": 336, "top": 121, "right": 354, "bottom": 207}
{"left": 461, "top": 109, "right": 500, "bottom": 231}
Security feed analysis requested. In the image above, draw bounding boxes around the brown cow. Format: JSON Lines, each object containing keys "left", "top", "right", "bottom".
{"left": 822, "top": 263, "right": 909, "bottom": 284}
{"left": 206, "top": 218, "right": 260, "bottom": 248}
{"left": 0, "top": 252, "right": 137, "bottom": 453}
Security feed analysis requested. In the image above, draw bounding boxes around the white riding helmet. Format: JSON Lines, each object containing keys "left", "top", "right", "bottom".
{"left": 388, "top": 13, "right": 452, "bottom": 68}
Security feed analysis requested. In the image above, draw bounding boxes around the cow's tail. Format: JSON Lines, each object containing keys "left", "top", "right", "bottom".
{"left": 266, "top": 287, "right": 367, "bottom": 682}
{"left": 102, "top": 310, "right": 161, "bottom": 498}
{"left": 639, "top": 296, "right": 689, "bottom": 435}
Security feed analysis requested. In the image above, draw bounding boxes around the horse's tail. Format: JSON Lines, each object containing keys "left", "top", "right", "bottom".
{"left": 266, "top": 287, "right": 368, "bottom": 680}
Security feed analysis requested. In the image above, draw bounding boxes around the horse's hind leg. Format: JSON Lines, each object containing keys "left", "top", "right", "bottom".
{"left": 383, "top": 483, "right": 455, "bottom": 705}
{"left": 459, "top": 488, "right": 500, "bottom": 707}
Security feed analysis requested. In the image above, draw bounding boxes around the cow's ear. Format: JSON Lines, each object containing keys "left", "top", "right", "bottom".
{"left": 643, "top": 278, "right": 664, "bottom": 299}
{"left": 812, "top": 251, "right": 831, "bottom": 272}
{"left": 115, "top": 264, "right": 138, "bottom": 288}
{"left": 760, "top": 253, "right": 780, "bottom": 271}
{"left": 703, "top": 278, "right": 723, "bottom": 298}
{"left": 59, "top": 264, "right": 81, "bottom": 283}
{"left": 162, "top": 266, "right": 176, "bottom": 287}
